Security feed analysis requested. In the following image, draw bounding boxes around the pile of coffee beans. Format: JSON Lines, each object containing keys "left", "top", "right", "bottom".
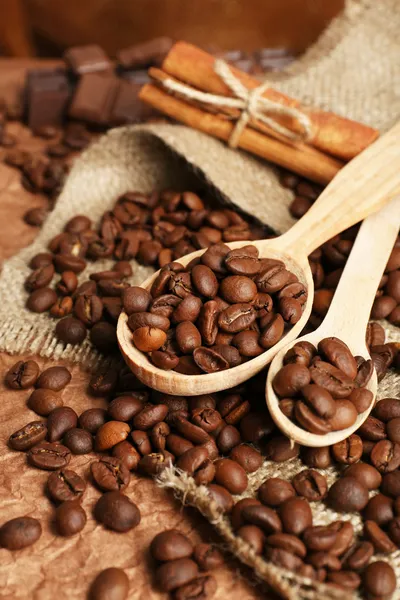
{"left": 23, "top": 189, "right": 270, "bottom": 352}
{"left": 280, "top": 171, "right": 400, "bottom": 330}
{"left": 273, "top": 336, "right": 374, "bottom": 434}
{"left": 126, "top": 243, "right": 305, "bottom": 373}
{"left": 150, "top": 530, "right": 222, "bottom": 597}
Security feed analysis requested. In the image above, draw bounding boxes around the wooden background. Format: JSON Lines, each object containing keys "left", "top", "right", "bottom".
{"left": 0, "top": 0, "right": 344, "bottom": 57}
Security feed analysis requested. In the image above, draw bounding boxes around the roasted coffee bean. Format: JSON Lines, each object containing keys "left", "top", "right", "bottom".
{"left": 174, "top": 575, "right": 217, "bottom": 600}
{"left": 327, "top": 477, "right": 369, "bottom": 512}
{"left": 225, "top": 246, "right": 260, "bottom": 277}
{"left": 54, "top": 254, "right": 86, "bottom": 274}
{"left": 218, "top": 394, "right": 250, "bottom": 425}
{"left": 47, "top": 469, "right": 86, "bottom": 503}
{"left": 344, "top": 463, "right": 382, "bottom": 490}
{"left": 6, "top": 360, "right": 40, "bottom": 389}
{"left": 255, "top": 264, "right": 291, "bottom": 294}
{"left": 218, "top": 303, "right": 256, "bottom": 333}
{"left": 301, "top": 384, "right": 336, "bottom": 419}
{"left": 358, "top": 415, "right": 386, "bottom": 440}
{"left": 294, "top": 401, "right": 332, "bottom": 434}
{"left": 207, "top": 484, "right": 234, "bottom": 513}
{"left": 232, "top": 330, "right": 263, "bottom": 357}
{"left": 96, "top": 421, "right": 130, "bottom": 451}
{"left": 264, "top": 436, "right": 299, "bottom": 462}
{"left": 47, "top": 406, "right": 78, "bottom": 442}
{"left": 362, "top": 561, "right": 396, "bottom": 598}
{"left": 166, "top": 433, "right": 193, "bottom": 456}
{"left": 50, "top": 296, "right": 74, "bottom": 318}
{"left": 292, "top": 469, "right": 327, "bottom": 501}
{"left": 331, "top": 434, "right": 363, "bottom": 464}
{"left": 25, "top": 264, "right": 55, "bottom": 292}
{"left": 220, "top": 276, "right": 257, "bottom": 304}
{"left": 267, "top": 532, "right": 307, "bottom": 558}
{"left": 133, "top": 404, "right": 168, "bottom": 430}
{"left": 156, "top": 558, "right": 199, "bottom": 592}
{"left": 171, "top": 295, "right": 202, "bottom": 324}
{"left": 258, "top": 478, "right": 296, "bottom": 507}
{"left": 348, "top": 387, "right": 373, "bottom": 414}
{"left": 138, "top": 451, "right": 172, "bottom": 476}
{"left": 273, "top": 364, "right": 311, "bottom": 397}
{"left": 211, "top": 344, "right": 241, "bottom": 366}
{"left": 79, "top": 408, "right": 107, "bottom": 434}
{"left": 363, "top": 494, "right": 394, "bottom": 526}
{"left": 283, "top": 342, "right": 315, "bottom": 367}
{"left": 55, "top": 500, "right": 86, "bottom": 536}
{"left": 89, "top": 568, "right": 129, "bottom": 600}
{"left": 307, "top": 552, "right": 341, "bottom": 571}
{"left": 191, "top": 264, "right": 218, "bottom": 298}
{"left": 55, "top": 316, "right": 87, "bottom": 344}
{"left": 193, "top": 542, "right": 224, "bottom": 570}
{"left": 30, "top": 252, "right": 53, "bottom": 269}
{"left": 148, "top": 422, "right": 170, "bottom": 451}
{"left": 107, "top": 395, "right": 143, "bottom": 422}
{"left": 131, "top": 430, "right": 152, "bottom": 456}
{"left": 242, "top": 504, "right": 282, "bottom": 534}
{"left": 301, "top": 445, "right": 332, "bottom": 469}
{"left": 0, "top": 516, "right": 42, "bottom": 550}
{"left": 64, "top": 428, "right": 93, "bottom": 454}
{"left": 279, "top": 498, "right": 312, "bottom": 535}
{"left": 74, "top": 294, "right": 103, "bottom": 326}
{"left": 191, "top": 407, "right": 222, "bottom": 433}
{"left": 28, "top": 441, "right": 71, "bottom": 470}
{"left": 36, "top": 366, "right": 71, "bottom": 391}
{"left": 9, "top": 420, "right": 47, "bottom": 451}
{"left": 388, "top": 516, "right": 400, "bottom": 545}
{"left": 128, "top": 311, "right": 170, "bottom": 333}
{"left": 303, "top": 526, "right": 337, "bottom": 552}
{"left": 345, "top": 541, "right": 374, "bottom": 570}
{"left": 318, "top": 337, "right": 357, "bottom": 380}
{"left": 27, "top": 287, "right": 58, "bottom": 312}
{"left": 381, "top": 471, "right": 400, "bottom": 497}
{"left": 150, "top": 529, "right": 193, "bottom": 561}
{"left": 231, "top": 498, "right": 261, "bottom": 530}
{"left": 90, "top": 321, "right": 118, "bottom": 354}
{"left": 89, "top": 366, "right": 119, "bottom": 396}
{"left": 91, "top": 457, "right": 130, "bottom": 492}
{"left": 329, "top": 521, "right": 354, "bottom": 557}
{"left": 213, "top": 458, "right": 248, "bottom": 494}
{"left": 112, "top": 441, "right": 140, "bottom": 471}
{"left": 57, "top": 271, "right": 78, "bottom": 296}
{"left": 259, "top": 313, "right": 285, "bottom": 349}
{"left": 264, "top": 546, "right": 303, "bottom": 570}
{"left": 174, "top": 417, "right": 209, "bottom": 445}
{"left": 122, "top": 287, "right": 152, "bottom": 318}
{"left": 217, "top": 425, "right": 241, "bottom": 454}
{"left": 229, "top": 444, "right": 263, "bottom": 473}
{"left": 374, "top": 397, "right": 400, "bottom": 422}
{"left": 309, "top": 361, "right": 354, "bottom": 398}
{"left": 387, "top": 417, "right": 400, "bottom": 443}
{"left": 193, "top": 346, "right": 229, "bottom": 373}
{"left": 329, "top": 400, "right": 358, "bottom": 431}
{"left": 326, "top": 570, "right": 361, "bottom": 591}
{"left": 371, "top": 439, "right": 400, "bottom": 472}
{"left": 364, "top": 520, "right": 397, "bottom": 553}
{"left": 94, "top": 491, "right": 141, "bottom": 532}
{"left": 132, "top": 326, "right": 167, "bottom": 352}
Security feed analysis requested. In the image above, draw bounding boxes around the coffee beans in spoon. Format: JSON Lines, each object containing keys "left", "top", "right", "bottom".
{"left": 126, "top": 244, "right": 305, "bottom": 374}
{"left": 273, "top": 337, "right": 373, "bottom": 434}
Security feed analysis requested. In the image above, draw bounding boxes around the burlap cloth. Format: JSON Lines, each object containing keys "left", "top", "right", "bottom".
{"left": 0, "top": 0, "right": 399, "bottom": 598}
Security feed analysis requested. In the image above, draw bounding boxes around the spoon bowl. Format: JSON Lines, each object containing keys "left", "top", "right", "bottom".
{"left": 118, "top": 120, "right": 400, "bottom": 396}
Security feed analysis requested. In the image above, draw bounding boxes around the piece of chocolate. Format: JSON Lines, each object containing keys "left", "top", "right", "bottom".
{"left": 68, "top": 73, "right": 119, "bottom": 124}
{"left": 26, "top": 69, "right": 71, "bottom": 130}
{"left": 109, "top": 81, "right": 156, "bottom": 125}
{"left": 117, "top": 37, "right": 173, "bottom": 70}
{"left": 64, "top": 44, "right": 112, "bottom": 75}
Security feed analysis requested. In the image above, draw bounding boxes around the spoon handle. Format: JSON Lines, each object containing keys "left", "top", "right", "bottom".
{"left": 318, "top": 195, "right": 400, "bottom": 345}
{"left": 277, "top": 120, "right": 400, "bottom": 257}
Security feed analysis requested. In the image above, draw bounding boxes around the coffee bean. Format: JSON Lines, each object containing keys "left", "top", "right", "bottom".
{"left": 27, "top": 287, "right": 58, "bottom": 312}
{"left": 197, "top": 300, "right": 219, "bottom": 346}
{"left": 133, "top": 404, "right": 168, "bottom": 430}
{"left": 229, "top": 444, "right": 262, "bottom": 473}
{"left": 371, "top": 439, "right": 400, "bottom": 472}
{"left": 273, "top": 364, "right": 311, "bottom": 397}
{"left": 264, "top": 547, "right": 303, "bottom": 570}
{"left": 96, "top": 421, "right": 130, "bottom": 451}
{"left": 220, "top": 276, "right": 257, "bottom": 304}
{"left": 364, "top": 520, "right": 397, "bottom": 553}
{"left": 47, "top": 406, "right": 78, "bottom": 442}
{"left": 207, "top": 484, "right": 234, "bottom": 513}
{"left": 386, "top": 417, "right": 400, "bottom": 443}
{"left": 348, "top": 387, "right": 373, "bottom": 414}
{"left": 307, "top": 552, "right": 341, "bottom": 571}
{"left": 91, "top": 457, "right": 130, "bottom": 491}
{"left": 30, "top": 253, "right": 53, "bottom": 269}
{"left": 36, "top": 366, "right": 71, "bottom": 391}
{"left": 326, "top": 570, "right": 361, "bottom": 591}
{"left": 344, "top": 463, "right": 382, "bottom": 490}
{"left": 131, "top": 430, "right": 152, "bottom": 455}
{"left": 55, "top": 500, "right": 86, "bottom": 536}
{"left": 94, "top": 491, "right": 141, "bottom": 532}
{"left": 303, "top": 526, "right": 336, "bottom": 552}
{"left": 218, "top": 303, "right": 257, "bottom": 333}
{"left": 56, "top": 316, "right": 87, "bottom": 344}
{"left": 363, "top": 494, "right": 394, "bottom": 526}
{"left": 213, "top": 458, "right": 248, "bottom": 494}
{"left": 63, "top": 428, "right": 93, "bottom": 454}
{"left": 217, "top": 425, "right": 241, "bottom": 454}
{"left": 318, "top": 337, "right": 357, "bottom": 380}
{"left": 0, "top": 516, "right": 42, "bottom": 550}
{"left": 128, "top": 311, "right": 170, "bottom": 333}
{"left": 327, "top": 477, "right": 369, "bottom": 512}
{"left": 279, "top": 497, "right": 312, "bottom": 535}
{"left": 132, "top": 326, "right": 167, "bottom": 352}
{"left": 363, "top": 561, "right": 396, "bottom": 598}
{"left": 156, "top": 558, "right": 199, "bottom": 592}
{"left": 231, "top": 499, "right": 261, "bottom": 530}
{"left": 358, "top": 415, "right": 386, "bottom": 440}
{"left": 107, "top": 395, "right": 144, "bottom": 421}
{"left": 89, "top": 568, "right": 129, "bottom": 600}
{"left": 331, "top": 434, "right": 363, "bottom": 464}
{"left": 232, "top": 330, "right": 263, "bottom": 357}
{"left": 258, "top": 478, "right": 296, "bottom": 507}
{"left": 329, "top": 521, "right": 354, "bottom": 557}
{"left": 174, "top": 575, "right": 217, "bottom": 600}
{"left": 292, "top": 469, "right": 327, "bottom": 501}
{"left": 242, "top": 504, "right": 282, "bottom": 533}
{"left": 191, "top": 264, "right": 218, "bottom": 298}
{"left": 294, "top": 401, "right": 332, "bottom": 434}
{"left": 28, "top": 441, "right": 71, "bottom": 470}
{"left": 225, "top": 246, "right": 260, "bottom": 277}
{"left": 6, "top": 360, "right": 40, "bottom": 389}
{"left": 25, "top": 264, "right": 55, "bottom": 292}
{"left": 309, "top": 361, "right": 354, "bottom": 398}
{"left": 9, "top": 420, "right": 47, "bottom": 451}
{"left": 193, "top": 542, "right": 224, "bottom": 570}
{"left": 328, "top": 400, "right": 358, "bottom": 431}
{"left": 193, "top": 346, "right": 229, "bottom": 373}
{"left": 79, "top": 408, "right": 107, "bottom": 434}
{"left": 138, "top": 451, "right": 172, "bottom": 475}
{"left": 374, "top": 397, "right": 400, "bottom": 422}
{"left": 264, "top": 436, "right": 299, "bottom": 462}
{"left": 388, "top": 516, "right": 400, "bottom": 545}
{"left": 345, "top": 541, "right": 374, "bottom": 570}
{"left": 301, "top": 446, "right": 332, "bottom": 469}
{"left": 150, "top": 530, "right": 193, "bottom": 561}
{"left": 54, "top": 254, "right": 86, "bottom": 274}
{"left": 267, "top": 532, "right": 307, "bottom": 558}
{"left": 47, "top": 469, "right": 86, "bottom": 503}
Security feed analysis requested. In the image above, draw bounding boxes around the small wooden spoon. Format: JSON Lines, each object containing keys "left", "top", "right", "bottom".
{"left": 266, "top": 194, "right": 400, "bottom": 447}
{"left": 118, "top": 121, "right": 400, "bottom": 396}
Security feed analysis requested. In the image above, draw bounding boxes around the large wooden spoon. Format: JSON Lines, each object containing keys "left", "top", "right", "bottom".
{"left": 266, "top": 194, "right": 400, "bottom": 447}
{"left": 118, "top": 121, "right": 400, "bottom": 396}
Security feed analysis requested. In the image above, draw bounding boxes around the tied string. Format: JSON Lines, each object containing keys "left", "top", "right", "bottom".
{"left": 158, "top": 58, "right": 313, "bottom": 148}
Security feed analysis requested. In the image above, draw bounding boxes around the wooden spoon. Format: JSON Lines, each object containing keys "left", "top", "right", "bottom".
{"left": 118, "top": 121, "right": 400, "bottom": 396}
{"left": 266, "top": 194, "right": 400, "bottom": 447}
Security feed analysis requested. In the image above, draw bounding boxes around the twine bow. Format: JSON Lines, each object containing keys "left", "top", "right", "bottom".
{"left": 159, "top": 58, "right": 313, "bottom": 148}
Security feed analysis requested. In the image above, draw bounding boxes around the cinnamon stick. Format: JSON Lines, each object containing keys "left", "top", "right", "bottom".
{"left": 161, "top": 42, "right": 379, "bottom": 161}
{"left": 139, "top": 83, "right": 343, "bottom": 185}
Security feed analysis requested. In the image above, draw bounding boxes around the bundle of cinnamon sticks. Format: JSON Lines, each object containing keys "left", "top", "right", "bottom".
{"left": 139, "top": 42, "right": 379, "bottom": 185}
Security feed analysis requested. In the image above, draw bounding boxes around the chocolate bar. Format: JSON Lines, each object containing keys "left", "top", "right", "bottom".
{"left": 68, "top": 73, "right": 119, "bottom": 124}
{"left": 117, "top": 37, "right": 173, "bottom": 70}
{"left": 26, "top": 69, "right": 71, "bottom": 130}
{"left": 64, "top": 44, "right": 112, "bottom": 75}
